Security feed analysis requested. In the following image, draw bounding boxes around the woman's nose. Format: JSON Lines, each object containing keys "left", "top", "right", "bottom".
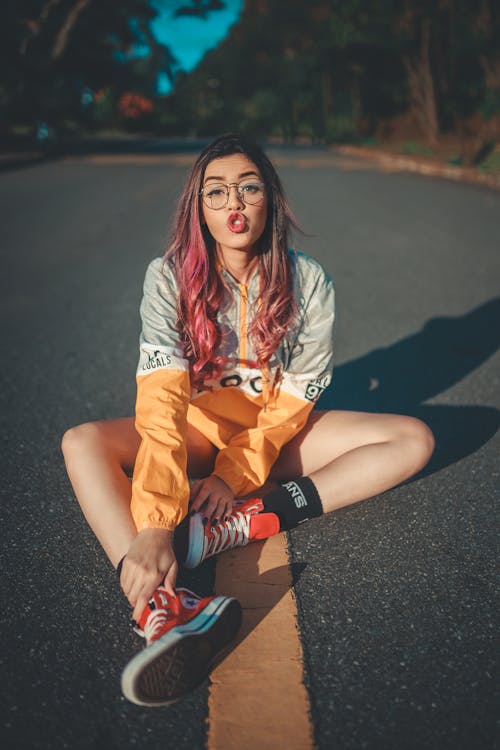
{"left": 227, "top": 184, "right": 244, "bottom": 209}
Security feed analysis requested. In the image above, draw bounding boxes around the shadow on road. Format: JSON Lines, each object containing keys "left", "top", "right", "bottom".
{"left": 318, "top": 296, "right": 500, "bottom": 476}
{"left": 175, "top": 537, "right": 309, "bottom": 672}
{"left": 176, "top": 297, "right": 500, "bottom": 604}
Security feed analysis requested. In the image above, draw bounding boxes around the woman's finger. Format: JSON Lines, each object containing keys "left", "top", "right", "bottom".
{"left": 127, "top": 568, "right": 150, "bottom": 609}
{"left": 191, "top": 497, "right": 208, "bottom": 515}
{"left": 133, "top": 590, "right": 150, "bottom": 623}
{"left": 163, "top": 559, "right": 178, "bottom": 598}
{"left": 213, "top": 499, "right": 228, "bottom": 524}
{"left": 222, "top": 500, "right": 234, "bottom": 521}
{"left": 204, "top": 495, "right": 226, "bottom": 523}
{"left": 131, "top": 570, "right": 164, "bottom": 622}
{"left": 200, "top": 496, "right": 217, "bottom": 519}
{"left": 191, "top": 486, "right": 210, "bottom": 512}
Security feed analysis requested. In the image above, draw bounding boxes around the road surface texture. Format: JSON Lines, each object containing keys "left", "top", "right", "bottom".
{"left": 1, "top": 142, "right": 498, "bottom": 749}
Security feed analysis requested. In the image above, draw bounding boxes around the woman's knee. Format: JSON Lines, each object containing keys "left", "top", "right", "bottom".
{"left": 395, "top": 416, "right": 435, "bottom": 470}
{"left": 62, "top": 418, "right": 140, "bottom": 474}
{"left": 61, "top": 421, "right": 109, "bottom": 464}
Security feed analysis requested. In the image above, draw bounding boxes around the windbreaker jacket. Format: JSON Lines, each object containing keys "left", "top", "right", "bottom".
{"left": 131, "top": 250, "right": 335, "bottom": 531}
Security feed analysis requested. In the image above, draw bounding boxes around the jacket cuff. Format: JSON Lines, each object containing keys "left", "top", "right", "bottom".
{"left": 136, "top": 520, "right": 177, "bottom": 532}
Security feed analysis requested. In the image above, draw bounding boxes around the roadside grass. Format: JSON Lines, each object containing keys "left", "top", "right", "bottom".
{"left": 478, "top": 144, "right": 500, "bottom": 173}
{"left": 397, "top": 141, "right": 435, "bottom": 157}
{"left": 350, "top": 135, "right": 500, "bottom": 177}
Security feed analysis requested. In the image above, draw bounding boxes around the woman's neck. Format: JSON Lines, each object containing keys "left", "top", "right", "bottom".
{"left": 216, "top": 245, "right": 259, "bottom": 285}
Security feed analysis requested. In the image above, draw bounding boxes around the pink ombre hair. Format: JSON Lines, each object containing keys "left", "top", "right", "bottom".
{"left": 165, "top": 133, "right": 300, "bottom": 386}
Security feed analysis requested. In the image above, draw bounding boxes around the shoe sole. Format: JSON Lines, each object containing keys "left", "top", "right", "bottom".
{"left": 121, "top": 596, "right": 242, "bottom": 707}
{"left": 184, "top": 512, "right": 205, "bottom": 569}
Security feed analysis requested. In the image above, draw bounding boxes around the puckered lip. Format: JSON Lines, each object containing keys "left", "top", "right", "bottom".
{"left": 227, "top": 212, "right": 247, "bottom": 233}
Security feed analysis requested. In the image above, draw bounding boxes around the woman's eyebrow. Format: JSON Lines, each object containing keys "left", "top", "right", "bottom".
{"left": 204, "top": 170, "right": 260, "bottom": 183}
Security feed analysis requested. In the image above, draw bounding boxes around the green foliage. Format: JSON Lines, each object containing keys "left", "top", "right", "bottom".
{"left": 478, "top": 145, "right": 500, "bottom": 172}
{"left": 325, "top": 115, "right": 358, "bottom": 144}
{"left": 479, "top": 88, "right": 500, "bottom": 119}
{"left": 398, "top": 142, "right": 435, "bottom": 156}
{"left": 359, "top": 135, "right": 378, "bottom": 147}
{"left": 241, "top": 90, "right": 278, "bottom": 137}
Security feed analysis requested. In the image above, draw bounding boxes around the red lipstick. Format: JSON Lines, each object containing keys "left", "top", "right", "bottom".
{"left": 227, "top": 212, "right": 247, "bottom": 233}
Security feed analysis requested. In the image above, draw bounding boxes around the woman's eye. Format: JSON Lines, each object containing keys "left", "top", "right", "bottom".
{"left": 207, "top": 187, "right": 225, "bottom": 197}
{"left": 241, "top": 183, "right": 261, "bottom": 194}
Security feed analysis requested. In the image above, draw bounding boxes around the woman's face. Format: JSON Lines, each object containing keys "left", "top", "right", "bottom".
{"left": 201, "top": 153, "right": 268, "bottom": 259}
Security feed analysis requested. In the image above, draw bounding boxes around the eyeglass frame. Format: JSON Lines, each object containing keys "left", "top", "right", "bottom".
{"left": 199, "top": 179, "right": 266, "bottom": 210}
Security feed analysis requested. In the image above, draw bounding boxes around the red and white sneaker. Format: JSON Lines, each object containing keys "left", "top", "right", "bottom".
{"left": 121, "top": 587, "right": 241, "bottom": 706}
{"left": 183, "top": 497, "right": 280, "bottom": 569}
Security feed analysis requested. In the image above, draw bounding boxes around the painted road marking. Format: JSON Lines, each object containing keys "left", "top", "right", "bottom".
{"left": 208, "top": 533, "right": 313, "bottom": 750}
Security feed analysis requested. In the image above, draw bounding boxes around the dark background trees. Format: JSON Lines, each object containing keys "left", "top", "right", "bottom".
{"left": 1, "top": 0, "right": 499, "bottom": 166}
{"left": 167, "top": 0, "right": 499, "bottom": 164}
{"left": 0, "top": 0, "right": 177, "bottom": 139}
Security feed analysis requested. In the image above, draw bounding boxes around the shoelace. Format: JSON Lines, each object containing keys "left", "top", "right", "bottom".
{"left": 206, "top": 511, "right": 251, "bottom": 557}
{"left": 143, "top": 607, "right": 172, "bottom": 643}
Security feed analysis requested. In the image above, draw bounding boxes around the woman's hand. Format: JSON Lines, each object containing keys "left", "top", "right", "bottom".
{"left": 120, "top": 528, "right": 178, "bottom": 622}
{"left": 190, "top": 475, "right": 234, "bottom": 525}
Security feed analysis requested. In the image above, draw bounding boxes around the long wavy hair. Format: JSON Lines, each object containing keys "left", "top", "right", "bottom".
{"left": 165, "top": 133, "right": 299, "bottom": 386}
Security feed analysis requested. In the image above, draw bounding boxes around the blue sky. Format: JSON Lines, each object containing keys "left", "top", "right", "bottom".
{"left": 150, "top": 0, "right": 244, "bottom": 93}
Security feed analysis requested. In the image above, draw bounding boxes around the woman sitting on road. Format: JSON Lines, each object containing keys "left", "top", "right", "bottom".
{"left": 62, "top": 133, "right": 434, "bottom": 706}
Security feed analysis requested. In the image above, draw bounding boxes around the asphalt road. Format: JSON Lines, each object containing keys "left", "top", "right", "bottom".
{"left": 1, "top": 142, "right": 499, "bottom": 750}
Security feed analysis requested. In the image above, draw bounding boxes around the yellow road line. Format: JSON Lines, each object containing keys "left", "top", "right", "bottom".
{"left": 208, "top": 534, "right": 314, "bottom": 750}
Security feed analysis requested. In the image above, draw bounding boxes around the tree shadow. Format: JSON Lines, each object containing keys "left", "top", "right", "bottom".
{"left": 317, "top": 296, "right": 500, "bottom": 476}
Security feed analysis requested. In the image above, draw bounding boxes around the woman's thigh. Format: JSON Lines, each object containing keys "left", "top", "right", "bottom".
{"left": 270, "top": 409, "right": 425, "bottom": 480}
{"left": 86, "top": 416, "right": 217, "bottom": 478}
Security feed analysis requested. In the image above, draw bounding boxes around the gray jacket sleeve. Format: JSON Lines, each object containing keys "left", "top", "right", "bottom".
{"left": 280, "top": 253, "right": 335, "bottom": 403}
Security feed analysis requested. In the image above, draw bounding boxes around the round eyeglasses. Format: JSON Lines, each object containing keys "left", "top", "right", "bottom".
{"left": 199, "top": 180, "right": 266, "bottom": 210}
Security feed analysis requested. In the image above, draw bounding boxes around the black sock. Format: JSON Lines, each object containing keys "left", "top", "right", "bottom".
{"left": 261, "top": 476, "right": 323, "bottom": 531}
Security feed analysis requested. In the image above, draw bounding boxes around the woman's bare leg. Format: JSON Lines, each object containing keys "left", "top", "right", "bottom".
{"left": 61, "top": 417, "right": 217, "bottom": 567}
{"left": 270, "top": 411, "right": 434, "bottom": 513}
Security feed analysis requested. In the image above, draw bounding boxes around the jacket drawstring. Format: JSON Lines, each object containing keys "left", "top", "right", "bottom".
{"left": 261, "top": 364, "right": 282, "bottom": 412}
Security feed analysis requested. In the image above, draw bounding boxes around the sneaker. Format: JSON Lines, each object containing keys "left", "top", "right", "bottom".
{"left": 121, "top": 587, "right": 242, "bottom": 706}
{"left": 183, "top": 497, "right": 280, "bottom": 569}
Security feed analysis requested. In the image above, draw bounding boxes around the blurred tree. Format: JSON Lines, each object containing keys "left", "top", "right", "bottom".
{"left": 461, "top": 0, "right": 500, "bottom": 162}
{"left": 392, "top": 0, "right": 500, "bottom": 153}
{"left": 0, "top": 0, "right": 221, "bottom": 137}
{"left": 2, "top": 0, "right": 497, "bottom": 150}
{"left": 166, "top": 0, "right": 499, "bottom": 151}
